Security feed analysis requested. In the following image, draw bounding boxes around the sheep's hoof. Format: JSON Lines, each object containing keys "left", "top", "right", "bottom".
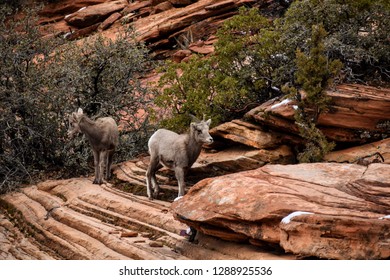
{"left": 188, "top": 227, "right": 197, "bottom": 243}
{"left": 174, "top": 196, "right": 183, "bottom": 202}
{"left": 93, "top": 179, "right": 103, "bottom": 185}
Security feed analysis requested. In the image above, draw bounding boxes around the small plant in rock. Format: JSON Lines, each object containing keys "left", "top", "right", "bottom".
{"left": 284, "top": 25, "right": 342, "bottom": 162}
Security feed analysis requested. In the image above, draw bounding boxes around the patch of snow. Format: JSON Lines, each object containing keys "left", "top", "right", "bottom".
{"left": 65, "top": 6, "right": 87, "bottom": 19}
{"left": 281, "top": 211, "right": 314, "bottom": 224}
{"left": 379, "top": 215, "right": 390, "bottom": 220}
{"left": 271, "top": 98, "right": 291, "bottom": 109}
{"left": 63, "top": 32, "right": 73, "bottom": 39}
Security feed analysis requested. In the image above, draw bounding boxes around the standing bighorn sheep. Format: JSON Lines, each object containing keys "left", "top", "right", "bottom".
{"left": 68, "top": 108, "right": 119, "bottom": 185}
{"left": 146, "top": 116, "right": 213, "bottom": 200}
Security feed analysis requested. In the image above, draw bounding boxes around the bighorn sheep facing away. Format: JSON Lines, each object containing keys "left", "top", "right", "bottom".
{"left": 68, "top": 108, "right": 119, "bottom": 185}
{"left": 146, "top": 116, "right": 213, "bottom": 200}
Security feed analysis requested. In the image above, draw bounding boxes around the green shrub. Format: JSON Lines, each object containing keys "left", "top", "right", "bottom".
{"left": 155, "top": 1, "right": 389, "bottom": 158}
{"left": 153, "top": 7, "right": 284, "bottom": 131}
{"left": 0, "top": 7, "right": 154, "bottom": 193}
{"left": 278, "top": 0, "right": 390, "bottom": 85}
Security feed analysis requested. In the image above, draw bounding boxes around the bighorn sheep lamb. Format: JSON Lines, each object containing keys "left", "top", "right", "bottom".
{"left": 68, "top": 108, "right": 119, "bottom": 185}
{"left": 146, "top": 116, "right": 213, "bottom": 200}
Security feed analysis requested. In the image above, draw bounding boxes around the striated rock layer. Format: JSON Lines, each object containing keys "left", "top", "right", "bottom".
{"left": 245, "top": 84, "right": 390, "bottom": 144}
{"left": 172, "top": 163, "right": 390, "bottom": 259}
{"left": 0, "top": 178, "right": 294, "bottom": 260}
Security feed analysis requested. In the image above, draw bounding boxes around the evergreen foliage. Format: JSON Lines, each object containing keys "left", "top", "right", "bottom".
{"left": 289, "top": 25, "right": 342, "bottom": 162}
{"left": 155, "top": 0, "right": 389, "bottom": 158}
{"left": 0, "top": 7, "right": 153, "bottom": 193}
{"left": 154, "top": 7, "right": 284, "bottom": 130}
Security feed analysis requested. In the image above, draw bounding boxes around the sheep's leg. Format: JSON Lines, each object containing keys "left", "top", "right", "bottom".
{"left": 98, "top": 150, "right": 107, "bottom": 184}
{"left": 146, "top": 156, "right": 161, "bottom": 199}
{"left": 105, "top": 149, "right": 114, "bottom": 180}
{"left": 174, "top": 167, "right": 186, "bottom": 198}
{"left": 92, "top": 150, "right": 102, "bottom": 184}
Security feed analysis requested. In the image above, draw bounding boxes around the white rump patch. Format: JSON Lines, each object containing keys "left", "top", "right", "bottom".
{"left": 281, "top": 211, "right": 314, "bottom": 224}
{"left": 271, "top": 98, "right": 291, "bottom": 109}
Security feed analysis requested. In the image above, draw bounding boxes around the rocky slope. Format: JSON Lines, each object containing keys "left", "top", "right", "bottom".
{"left": 38, "top": 0, "right": 280, "bottom": 59}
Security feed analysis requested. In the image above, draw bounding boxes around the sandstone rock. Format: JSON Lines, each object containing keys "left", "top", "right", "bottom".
{"left": 149, "top": 241, "right": 164, "bottom": 247}
{"left": 205, "top": 0, "right": 236, "bottom": 11}
{"left": 172, "top": 163, "right": 390, "bottom": 259}
{"left": 245, "top": 84, "right": 390, "bottom": 143}
{"left": 188, "top": 41, "right": 215, "bottom": 54}
{"left": 65, "top": 0, "right": 128, "bottom": 28}
{"left": 325, "top": 138, "right": 390, "bottom": 164}
{"left": 172, "top": 49, "right": 192, "bottom": 63}
{"left": 99, "top": 12, "right": 122, "bottom": 30}
{"left": 152, "top": 0, "right": 168, "bottom": 6}
{"left": 122, "top": 0, "right": 152, "bottom": 15}
{"left": 153, "top": 1, "right": 174, "bottom": 14}
{"left": 169, "top": 0, "right": 194, "bottom": 7}
{"left": 65, "top": 23, "right": 100, "bottom": 40}
{"left": 39, "top": 0, "right": 107, "bottom": 18}
{"left": 0, "top": 179, "right": 289, "bottom": 260}
{"left": 210, "top": 119, "right": 284, "bottom": 149}
{"left": 280, "top": 212, "right": 390, "bottom": 259}
{"left": 120, "top": 231, "right": 139, "bottom": 238}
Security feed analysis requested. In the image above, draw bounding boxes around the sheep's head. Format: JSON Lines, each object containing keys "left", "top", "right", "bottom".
{"left": 191, "top": 119, "right": 213, "bottom": 144}
{"left": 67, "top": 108, "right": 84, "bottom": 138}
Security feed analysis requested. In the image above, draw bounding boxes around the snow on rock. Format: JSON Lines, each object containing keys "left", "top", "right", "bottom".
{"left": 270, "top": 98, "right": 291, "bottom": 109}
{"left": 281, "top": 211, "right": 314, "bottom": 224}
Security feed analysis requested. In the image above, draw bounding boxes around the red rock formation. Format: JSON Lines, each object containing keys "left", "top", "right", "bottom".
{"left": 172, "top": 163, "right": 390, "bottom": 259}
{"left": 64, "top": 0, "right": 128, "bottom": 28}
{"left": 325, "top": 138, "right": 390, "bottom": 164}
{"left": 0, "top": 178, "right": 294, "bottom": 260}
{"left": 245, "top": 84, "right": 390, "bottom": 144}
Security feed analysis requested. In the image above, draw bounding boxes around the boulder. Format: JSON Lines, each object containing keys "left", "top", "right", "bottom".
{"left": 172, "top": 49, "right": 192, "bottom": 62}
{"left": 64, "top": 22, "right": 100, "bottom": 40}
{"left": 245, "top": 84, "right": 390, "bottom": 143}
{"left": 168, "top": 0, "right": 194, "bottom": 7}
{"left": 210, "top": 119, "right": 286, "bottom": 149}
{"left": 99, "top": 12, "right": 122, "bottom": 30}
{"left": 64, "top": 0, "right": 128, "bottom": 28}
{"left": 172, "top": 163, "right": 390, "bottom": 259}
{"left": 188, "top": 40, "right": 215, "bottom": 54}
{"left": 153, "top": 1, "right": 174, "bottom": 14}
{"left": 325, "top": 137, "right": 390, "bottom": 164}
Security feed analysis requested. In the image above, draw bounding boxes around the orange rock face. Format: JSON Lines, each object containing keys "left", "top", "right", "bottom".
{"left": 246, "top": 84, "right": 390, "bottom": 143}
{"left": 172, "top": 163, "right": 390, "bottom": 259}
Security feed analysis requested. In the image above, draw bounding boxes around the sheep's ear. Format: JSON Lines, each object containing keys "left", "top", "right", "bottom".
{"left": 71, "top": 112, "right": 77, "bottom": 119}
{"left": 205, "top": 119, "right": 211, "bottom": 126}
{"left": 77, "top": 108, "right": 83, "bottom": 114}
